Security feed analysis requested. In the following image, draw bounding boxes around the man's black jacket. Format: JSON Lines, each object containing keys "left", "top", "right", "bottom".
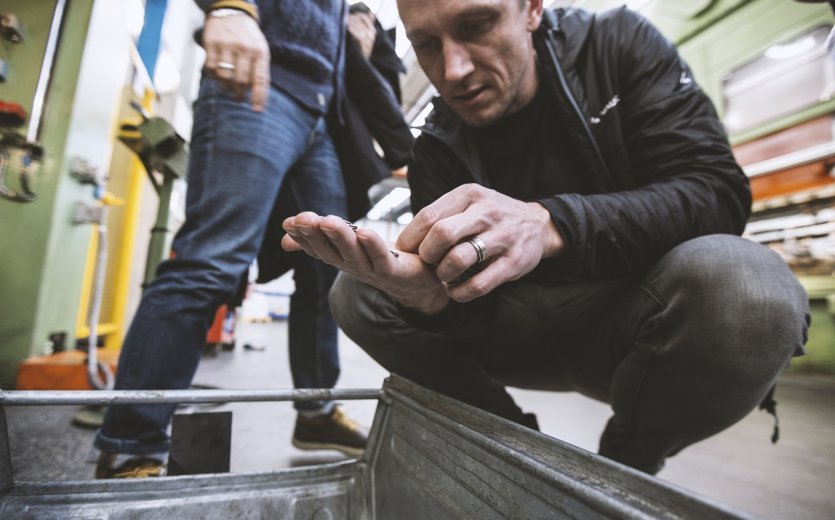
{"left": 409, "top": 7, "right": 751, "bottom": 281}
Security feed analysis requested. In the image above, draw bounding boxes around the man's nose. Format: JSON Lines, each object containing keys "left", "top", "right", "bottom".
{"left": 442, "top": 41, "right": 474, "bottom": 84}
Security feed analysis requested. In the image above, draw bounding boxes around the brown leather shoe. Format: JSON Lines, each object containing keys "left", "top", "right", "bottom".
{"left": 292, "top": 406, "right": 368, "bottom": 458}
{"left": 95, "top": 452, "right": 167, "bottom": 479}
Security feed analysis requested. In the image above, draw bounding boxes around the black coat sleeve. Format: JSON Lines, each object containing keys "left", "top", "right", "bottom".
{"left": 344, "top": 34, "right": 413, "bottom": 169}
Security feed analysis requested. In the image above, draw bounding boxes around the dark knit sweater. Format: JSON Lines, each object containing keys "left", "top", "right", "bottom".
{"left": 195, "top": 0, "right": 345, "bottom": 114}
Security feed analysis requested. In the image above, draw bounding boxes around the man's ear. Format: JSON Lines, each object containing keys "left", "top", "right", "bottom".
{"left": 527, "top": 0, "right": 544, "bottom": 32}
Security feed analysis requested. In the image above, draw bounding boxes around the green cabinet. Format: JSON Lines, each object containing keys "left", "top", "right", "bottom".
{"left": 0, "top": 0, "right": 134, "bottom": 387}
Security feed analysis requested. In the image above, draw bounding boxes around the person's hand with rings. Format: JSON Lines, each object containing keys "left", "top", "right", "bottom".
{"left": 281, "top": 212, "right": 450, "bottom": 315}
{"left": 203, "top": 9, "right": 270, "bottom": 111}
{"left": 347, "top": 11, "right": 377, "bottom": 59}
{"left": 396, "top": 183, "right": 565, "bottom": 303}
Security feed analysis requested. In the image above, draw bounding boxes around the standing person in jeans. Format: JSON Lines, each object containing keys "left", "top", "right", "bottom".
{"left": 282, "top": 0, "right": 811, "bottom": 474}
{"left": 94, "top": 0, "right": 366, "bottom": 478}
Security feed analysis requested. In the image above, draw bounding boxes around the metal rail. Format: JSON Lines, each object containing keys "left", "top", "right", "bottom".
{"left": 27, "top": 0, "right": 69, "bottom": 143}
{"left": 0, "top": 388, "right": 382, "bottom": 406}
{"left": 1, "top": 377, "right": 753, "bottom": 519}
{"left": 744, "top": 141, "right": 835, "bottom": 178}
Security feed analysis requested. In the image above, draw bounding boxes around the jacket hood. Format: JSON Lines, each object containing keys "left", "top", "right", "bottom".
{"left": 541, "top": 7, "right": 596, "bottom": 72}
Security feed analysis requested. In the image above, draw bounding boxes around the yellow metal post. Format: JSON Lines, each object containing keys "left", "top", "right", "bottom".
{"left": 75, "top": 88, "right": 155, "bottom": 348}
{"left": 105, "top": 89, "right": 156, "bottom": 349}
{"left": 74, "top": 227, "right": 97, "bottom": 338}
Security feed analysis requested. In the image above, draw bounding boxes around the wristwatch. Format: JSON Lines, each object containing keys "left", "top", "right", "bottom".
{"left": 209, "top": 8, "right": 247, "bottom": 18}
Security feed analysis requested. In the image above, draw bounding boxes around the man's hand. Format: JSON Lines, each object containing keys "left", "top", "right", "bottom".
{"left": 282, "top": 212, "right": 450, "bottom": 315}
{"left": 203, "top": 13, "right": 270, "bottom": 111}
{"left": 347, "top": 11, "right": 376, "bottom": 59}
{"left": 397, "top": 184, "right": 565, "bottom": 302}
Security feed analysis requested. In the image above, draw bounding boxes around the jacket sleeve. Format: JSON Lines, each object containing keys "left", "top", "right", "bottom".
{"left": 345, "top": 33, "right": 413, "bottom": 169}
{"left": 540, "top": 8, "right": 751, "bottom": 279}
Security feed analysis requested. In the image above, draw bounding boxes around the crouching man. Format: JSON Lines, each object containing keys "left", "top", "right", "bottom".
{"left": 282, "top": 0, "right": 809, "bottom": 474}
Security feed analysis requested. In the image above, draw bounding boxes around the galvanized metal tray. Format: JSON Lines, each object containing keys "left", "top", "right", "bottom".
{"left": 1, "top": 375, "right": 753, "bottom": 519}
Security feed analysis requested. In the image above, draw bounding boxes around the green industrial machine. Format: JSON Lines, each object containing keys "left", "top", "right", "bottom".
{"left": 0, "top": 0, "right": 94, "bottom": 387}
{"left": 0, "top": 0, "right": 140, "bottom": 387}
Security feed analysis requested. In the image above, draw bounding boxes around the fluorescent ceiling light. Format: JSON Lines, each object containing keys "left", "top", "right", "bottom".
{"left": 411, "top": 102, "right": 434, "bottom": 127}
{"left": 367, "top": 187, "right": 411, "bottom": 221}
{"left": 764, "top": 36, "right": 818, "bottom": 60}
{"left": 626, "top": 0, "right": 654, "bottom": 11}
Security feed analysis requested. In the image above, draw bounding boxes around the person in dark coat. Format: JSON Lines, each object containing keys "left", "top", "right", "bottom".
{"left": 281, "top": 0, "right": 810, "bottom": 475}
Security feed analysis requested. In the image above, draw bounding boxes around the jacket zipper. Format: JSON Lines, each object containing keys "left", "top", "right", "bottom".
{"left": 537, "top": 10, "right": 614, "bottom": 191}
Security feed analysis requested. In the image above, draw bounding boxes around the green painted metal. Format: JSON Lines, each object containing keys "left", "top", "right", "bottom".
{"left": 0, "top": 0, "right": 137, "bottom": 387}
{"left": 793, "top": 277, "right": 835, "bottom": 378}
{"left": 794, "top": 300, "right": 835, "bottom": 377}
{"left": 577, "top": 0, "right": 755, "bottom": 46}
{"left": 678, "top": 0, "right": 833, "bottom": 135}
{"left": 0, "top": 0, "right": 92, "bottom": 387}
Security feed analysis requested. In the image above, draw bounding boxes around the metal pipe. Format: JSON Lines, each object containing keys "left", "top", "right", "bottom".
{"left": 27, "top": 0, "right": 69, "bottom": 143}
{"left": 744, "top": 141, "right": 835, "bottom": 178}
{"left": 0, "top": 388, "right": 382, "bottom": 406}
{"left": 0, "top": 407, "right": 12, "bottom": 494}
{"left": 85, "top": 204, "right": 115, "bottom": 390}
{"left": 144, "top": 176, "right": 174, "bottom": 286}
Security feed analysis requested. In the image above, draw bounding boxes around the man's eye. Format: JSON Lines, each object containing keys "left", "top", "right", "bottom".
{"left": 414, "top": 39, "right": 439, "bottom": 53}
{"left": 460, "top": 19, "right": 491, "bottom": 38}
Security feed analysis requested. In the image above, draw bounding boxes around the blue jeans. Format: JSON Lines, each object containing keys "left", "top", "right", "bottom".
{"left": 331, "top": 235, "right": 810, "bottom": 473}
{"left": 95, "top": 78, "right": 346, "bottom": 455}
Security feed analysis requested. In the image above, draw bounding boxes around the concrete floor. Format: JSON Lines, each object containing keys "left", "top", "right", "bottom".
{"left": 5, "top": 319, "right": 835, "bottom": 519}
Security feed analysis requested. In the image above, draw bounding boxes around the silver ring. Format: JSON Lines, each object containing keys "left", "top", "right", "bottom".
{"left": 467, "top": 236, "right": 487, "bottom": 264}
{"left": 217, "top": 61, "right": 235, "bottom": 71}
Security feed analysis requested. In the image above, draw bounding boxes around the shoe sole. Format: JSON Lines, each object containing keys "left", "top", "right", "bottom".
{"left": 291, "top": 438, "right": 364, "bottom": 459}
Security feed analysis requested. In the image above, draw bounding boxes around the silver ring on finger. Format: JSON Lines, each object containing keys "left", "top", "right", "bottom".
{"left": 217, "top": 61, "right": 235, "bottom": 71}
{"left": 466, "top": 235, "right": 487, "bottom": 264}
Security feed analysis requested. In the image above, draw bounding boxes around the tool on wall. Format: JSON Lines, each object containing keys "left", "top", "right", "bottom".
{"left": 0, "top": 101, "right": 42, "bottom": 203}
{"left": 0, "top": 12, "right": 23, "bottom": 83}
{"left": 0, "top": 11, "right": 43, "bottom": 203}
{"left": 0, "top": 1, "right": 69, "bottom": 203}
{"left": 0, "top": 13, "right": 23, "bottom": 43}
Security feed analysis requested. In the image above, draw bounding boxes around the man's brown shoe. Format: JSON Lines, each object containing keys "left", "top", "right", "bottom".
{"left": 95, "top": 452, "right": 167, "bottom": 479}
{"left": 292, "top": 406, "right": 368, "bottom": 458}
